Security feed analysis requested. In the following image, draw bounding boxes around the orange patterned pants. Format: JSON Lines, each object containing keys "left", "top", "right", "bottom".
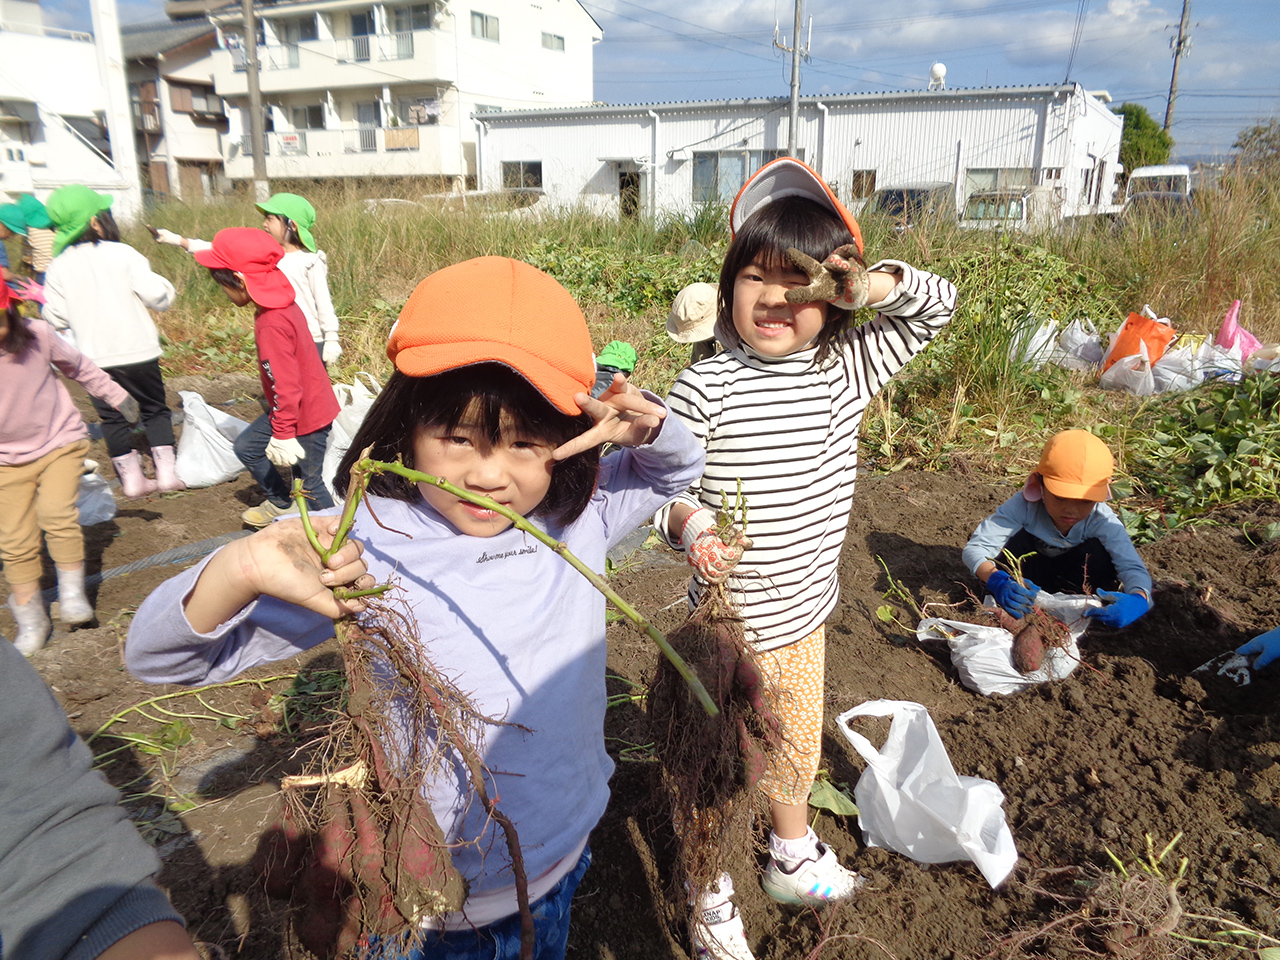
{"left": 755, "top": 625, "right": 826, "bottom": 805}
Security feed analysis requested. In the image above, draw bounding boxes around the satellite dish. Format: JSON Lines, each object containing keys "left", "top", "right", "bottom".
{"left": 928, "top": 62, "right": 947, "bottom": 90}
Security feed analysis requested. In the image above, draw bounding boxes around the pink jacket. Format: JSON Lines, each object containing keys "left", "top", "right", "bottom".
{"left": 0, "top": 318, "right": 128, "bottom": 466}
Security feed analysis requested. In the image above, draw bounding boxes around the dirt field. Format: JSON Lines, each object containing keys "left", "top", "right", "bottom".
{"left": 7, "top": 376, "right": 1280, "bottom": 960}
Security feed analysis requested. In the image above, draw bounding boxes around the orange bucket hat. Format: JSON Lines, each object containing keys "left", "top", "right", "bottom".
{"left": 387, "top": 257, "right": 595, "bottom": 415}
{"left": 730, "top": 157, "right": 864, "bottom": 258}
{"left": 1026, "top": 430, "right": 1114, "bottom": 502}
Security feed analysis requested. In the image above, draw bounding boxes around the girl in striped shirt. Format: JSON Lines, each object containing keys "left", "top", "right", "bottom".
{"left": 655, "top": 158, "right": 958, "bottom": 960}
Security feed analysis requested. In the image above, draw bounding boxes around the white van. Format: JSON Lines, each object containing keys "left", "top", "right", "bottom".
{"left": 1125, "top": 164, "right": 1191, "bottom": 202}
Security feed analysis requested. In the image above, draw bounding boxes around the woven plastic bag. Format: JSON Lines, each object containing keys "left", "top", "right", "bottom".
{"left": 175, "top": 391, "right": 251, "bottom": 488}
{"left": 836, "top": 700, "right": 1018, "bottom": 887}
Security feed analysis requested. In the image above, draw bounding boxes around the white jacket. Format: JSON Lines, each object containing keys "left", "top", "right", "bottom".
{"left": 42, "top": 241, "right": 175, "bottom": 368}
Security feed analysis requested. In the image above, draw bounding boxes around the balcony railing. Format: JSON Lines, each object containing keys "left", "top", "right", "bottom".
{"left": 231, "top": 31, "right": 422, "bottom": 70}
{"left": 235, "top": 126, "right": 420, "bottom": 159}
{"left": 132, "top": 98, "right": 162, "bottom": 134}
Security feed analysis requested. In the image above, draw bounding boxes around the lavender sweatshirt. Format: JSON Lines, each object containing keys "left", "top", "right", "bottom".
{"left": 0, "top": 318, "right": 128, "bottom": 466}
{"left": 125, "top": 410, "right": 704, "bottom": 922}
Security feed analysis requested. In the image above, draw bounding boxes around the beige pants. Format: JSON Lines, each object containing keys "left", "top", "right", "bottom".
{"left": 756, "top": 625, "right": 826, "bottom": 805}
{"left": 0, "top": 439, "right": 89, "bottom": 586}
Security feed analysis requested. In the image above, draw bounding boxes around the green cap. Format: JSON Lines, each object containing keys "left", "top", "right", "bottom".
{"left": 46, "top": 184, "right": 113, "bottom": 256}
{"left": 596, "top": 340, "right": 638, "bottom": 374}
{"left": 17, "top": 194, "right": 52, "bottom": 230}
{"left": 256, "top": 192, "right": 317, "bottom": 252}
{"left": 0, "top": 204, "right": 27, "bottom": 236}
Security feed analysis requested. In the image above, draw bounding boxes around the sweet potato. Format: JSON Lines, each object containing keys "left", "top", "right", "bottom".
{"left": 1012, "top": 621, "right": 1046, "bottom": 674}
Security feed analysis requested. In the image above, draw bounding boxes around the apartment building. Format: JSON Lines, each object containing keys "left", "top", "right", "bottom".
{"left": 124, "top": 20, "right": 228, "bottom": 201}
{"left": 207, "top": 0, "right": 602, "bottom": 183}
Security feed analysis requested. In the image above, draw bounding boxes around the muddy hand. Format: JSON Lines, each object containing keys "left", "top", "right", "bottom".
{"left": 785, "top": 244, "right": 869, "bottom": 309}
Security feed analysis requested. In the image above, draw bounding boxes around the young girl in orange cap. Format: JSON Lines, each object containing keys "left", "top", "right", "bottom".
{"left": 124, "top": 256, "right": 704, "bottom": 960}
{"left": 964, "top": 428, "right": 1152, "bottom": 627}
{"left": 652, "top": 157, "right": 957, "bottom": 959}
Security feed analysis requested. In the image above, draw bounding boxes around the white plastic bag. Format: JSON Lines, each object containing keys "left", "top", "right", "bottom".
{"left": 1010, "top": 317, "right": 1058, "bottom": 368}
{"left": 174, "top": 390, "right": 251, "bottom": 488}
{"left": 836, "top": 700, "right": 1018, "bottom": 888}
{"left": 917, "top": 592, "right": 1101, "bottom": 696}
{"left": 76, "top": 472, "right": 117, "bottom": 525}
{"left": 1098, "top": 341, "right": 1155, "bottom": 395}
{"left": 1151, "top": 343, "right": 1201, "bottom": 393}
{"left": 322, "top": 372, "right": 382, "bottom": 501}
{"left": 1054, "top": 318, "right": 1104, "bottom": 371}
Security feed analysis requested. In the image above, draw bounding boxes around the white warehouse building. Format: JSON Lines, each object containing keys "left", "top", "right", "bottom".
{"left": 474, "top": 83, "right": 1124, "bottom": 222}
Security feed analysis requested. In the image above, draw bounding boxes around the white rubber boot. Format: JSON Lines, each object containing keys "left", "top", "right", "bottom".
{"left": 56, "top": 567, "right": 94, "bottom": 624}
{"left": 151, "top": 445, "right": 186, "bottom": 493}
{"left": 110, "top": 451, "right": 158, "bottom": 499}
{"left": 8, "top": 593, "right": 51, "bottom": 656}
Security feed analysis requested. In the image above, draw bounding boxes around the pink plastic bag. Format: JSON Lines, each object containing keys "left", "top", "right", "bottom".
{"left": 1216, "top": 300, "right": 1261, "bottom": 360}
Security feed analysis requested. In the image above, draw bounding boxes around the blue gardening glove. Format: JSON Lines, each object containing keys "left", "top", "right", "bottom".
{"left": 1085, "top": 589, "right": 1149, "bottom": 629}
{"left": 1237, "top": 626, "right": 1280, "bottom": 670}
{"left": 986, "top": 570, "right": 1040, "bottom": 618}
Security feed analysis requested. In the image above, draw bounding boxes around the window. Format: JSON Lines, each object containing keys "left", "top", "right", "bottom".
{"left": 847, "top": 169, "right": 876, "bottom": 198}
{"left": 393, "top": 4, "right": 432, "bottom": 31}
{"left": 541, "top": 32, "right": 564, "bottom": 50}
{"left": 691, "top": 149, "right": 792, "bottom": 202}
{"left": 502, "top": 160, "right": 542, "bottom": 189}
{"left": 475, "top": 103, "right": 503, "bottom": 113}
{"left": 280, "top": 16, "right": 317, "bottom": 42}
{"left": 189, "top": 88, "right": 223, "bottom": 116}
{"left": 471, "top": 11, "right": 499, "bottom": 40}
{"left": 964, "top": 167, "right": 1032, "bottom": 196}
{"left": 292, "top": 105, "right": 325, "bottom": 129}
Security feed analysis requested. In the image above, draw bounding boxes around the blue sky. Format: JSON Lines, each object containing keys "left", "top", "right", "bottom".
{"left": 46, "top": 0, "right": 1280, "bottom": 158}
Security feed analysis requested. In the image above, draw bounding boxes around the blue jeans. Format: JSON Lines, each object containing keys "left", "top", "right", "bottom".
{"left": 376, "top": 846, "right": 591, "bottom": 960}
{"left": 233, "top": 413, "right": 333, "bottom": 510}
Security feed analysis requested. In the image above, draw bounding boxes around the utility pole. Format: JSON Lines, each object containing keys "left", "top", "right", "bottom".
{"left": 1164, "top": 0, "right": 1191, "bottom": 132}
{"left": 88, "top": 0, "right": 142, "bottom": 221}
{"left": 774, "top": 0, "right": 809, "bottom": 157}
{"left": 241, "top": 0, "right": 270, "bottom": 201}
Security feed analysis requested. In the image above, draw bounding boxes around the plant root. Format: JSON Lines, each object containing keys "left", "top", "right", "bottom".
{"left": 648, "top": 581, "right": 782, "bottom": 922}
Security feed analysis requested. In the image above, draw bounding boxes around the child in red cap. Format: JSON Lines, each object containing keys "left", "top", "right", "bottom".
{"left": 124, "top": 257, "right": 705, "bottom": 959}
{"left": 193, "top": 228, "right": 339, "bottom": 527}
{"left": 964, "top": 429, "right": 1152, "bottom": 627}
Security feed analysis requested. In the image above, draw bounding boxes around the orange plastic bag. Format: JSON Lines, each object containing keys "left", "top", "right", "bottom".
{"left": 1101, "top": 312, "right": 1177, "bottom": 372}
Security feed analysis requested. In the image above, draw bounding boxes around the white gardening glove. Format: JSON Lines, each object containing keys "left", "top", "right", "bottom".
{"left": 680, "top": 507, "right": 752, "bottom": 584}
{"left": 322, "top": 339, "right": 343, "bottom": 364}
{"left": 265, "top": 436, "right": 305, "bottom": 467}
{"left": 154, "top": 228, "right": 188, "bottom": 248}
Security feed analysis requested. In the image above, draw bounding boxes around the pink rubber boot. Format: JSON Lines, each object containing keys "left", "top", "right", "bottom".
{"left": 151, "top": 445, "right": 186, "bottom": 492}
{"left": 110, "top": 451, "right": 158, "bottom": 499}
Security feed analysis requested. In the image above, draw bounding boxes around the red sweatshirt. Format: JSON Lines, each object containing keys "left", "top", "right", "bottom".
{"left": 254, "top": 303, "right": 339, "bottom": 438}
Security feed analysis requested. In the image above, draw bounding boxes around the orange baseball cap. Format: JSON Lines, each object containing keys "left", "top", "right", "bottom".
{"left": 1031, "top": 430, "right": 1114, "bottom": 502}
{"left": 192, "top": 228, "right": 296, "bottom": 309}
{"left": 387, "top": 257, "right": 595, "bottom": 415}
{"left": 730, "top": 157, "right": 864, "bottom": 258}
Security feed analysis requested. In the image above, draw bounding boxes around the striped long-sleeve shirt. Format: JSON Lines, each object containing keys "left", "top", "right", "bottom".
{"left": 655, "top": 260, "right": 958, "bottom": 651}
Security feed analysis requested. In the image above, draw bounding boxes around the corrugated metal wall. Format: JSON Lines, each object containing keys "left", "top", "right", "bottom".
{"left": 478, "top": 86, "right": 1123, "bottom": 220}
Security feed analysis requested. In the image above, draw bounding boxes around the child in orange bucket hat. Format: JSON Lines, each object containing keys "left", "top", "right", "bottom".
{"left": 964, "top": 429, "right": 1152, "bottom": 627}
{"left": 124, "top": 256, "right": 705, "bottom": 959}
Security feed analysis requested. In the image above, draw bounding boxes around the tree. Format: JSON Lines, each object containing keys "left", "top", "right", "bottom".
{"left": 1112, "top": 103, "right": 1174, "bottom": 174}
{"left": 1234, "top": 118, "right": 1280, "bottom": 168}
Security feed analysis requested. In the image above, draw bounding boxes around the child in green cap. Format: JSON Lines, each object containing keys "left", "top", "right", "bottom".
{"left": 154, "top": 192, "right": 341, "bottom": 365}
{"left": 591, "top": 339, "right": 638, "bottom": 398}
{"left": 42, "top": 185, "right": 184, "bottom": 499}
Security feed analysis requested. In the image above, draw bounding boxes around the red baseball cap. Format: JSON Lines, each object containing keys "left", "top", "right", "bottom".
{"left": 387, "top": 257, "right": 595, "bottom": 415}
{"left": 193, "top": 227, "right": 296, "bottom": 309}
{"left": 730, "top": 157, "right": 864, "bottom": 258}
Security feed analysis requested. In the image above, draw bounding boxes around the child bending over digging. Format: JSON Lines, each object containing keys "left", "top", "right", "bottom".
{"left": 654, "top": 158, "right": 957, "bottom": 960}
{"left": 963, "top": 429, "right": 1152, "bottom": 628}
{"left": 125, "top": 257, "right": 705, "bottom": 960}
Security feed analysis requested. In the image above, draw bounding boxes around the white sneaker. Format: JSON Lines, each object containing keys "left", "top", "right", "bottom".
{"left": 691, "top": 900, "right": 756, "bottom": 960}
{"left": 762, "top": 843, "right": 866, "bottom": 906}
